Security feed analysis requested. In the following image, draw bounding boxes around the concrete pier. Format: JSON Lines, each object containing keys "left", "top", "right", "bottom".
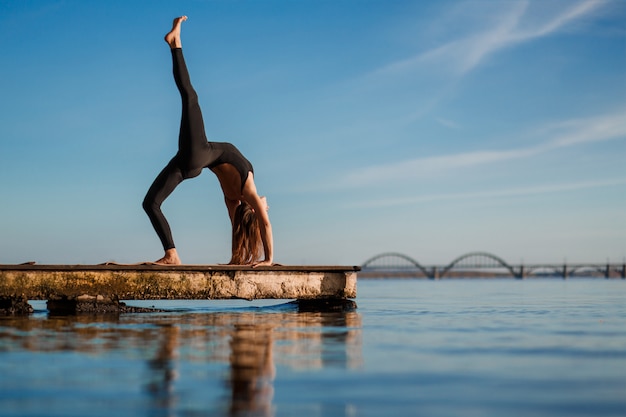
{"left": 0, "top": 264, "right": 359, "bottom": 314}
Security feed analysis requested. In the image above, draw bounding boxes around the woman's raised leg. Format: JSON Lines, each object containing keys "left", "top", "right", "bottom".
{"left": 166, "top": 16, "right": 210, "bottom": 169}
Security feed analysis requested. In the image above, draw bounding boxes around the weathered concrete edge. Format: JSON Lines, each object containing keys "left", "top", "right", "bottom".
{"left": 0, "top": 266, "right": 358, "bottom": 301}
{"left": 0, "top": 264, "right": 360, "bottom": 273}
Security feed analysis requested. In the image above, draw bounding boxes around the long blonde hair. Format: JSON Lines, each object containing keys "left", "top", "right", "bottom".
{"left": 229, "top": 202, "right": 263, "bottom": 265}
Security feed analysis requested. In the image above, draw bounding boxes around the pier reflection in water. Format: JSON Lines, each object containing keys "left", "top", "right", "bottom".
{"left": 0, "top": 303, "right": 362, "bottom": 417}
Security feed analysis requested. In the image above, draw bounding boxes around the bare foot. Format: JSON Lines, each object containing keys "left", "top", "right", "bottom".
{"left": 164, "top": 16, "right": 188, "bottom": 48}
{"left": 154, "top": 248, "right": 182, "bottom": 265}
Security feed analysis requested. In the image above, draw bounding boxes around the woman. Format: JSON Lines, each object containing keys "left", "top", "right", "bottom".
{"left": 143, "top": 16, "right": 273, "bottom": 266}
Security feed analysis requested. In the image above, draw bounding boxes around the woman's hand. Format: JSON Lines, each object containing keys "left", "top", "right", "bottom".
{"left": 252, "top": 260, "right": 273, "bottom": 268}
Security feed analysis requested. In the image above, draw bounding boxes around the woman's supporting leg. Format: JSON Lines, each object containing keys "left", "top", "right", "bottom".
{"left": 143, "top": 159, "right": 184, "bottom": 263}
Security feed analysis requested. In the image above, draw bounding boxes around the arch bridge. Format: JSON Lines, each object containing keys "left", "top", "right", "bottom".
{"left": 361, "top": 252, "right": 626, "bottom": 279}
{"left": 361, "top": 252, "right": 431, "bottom": 277}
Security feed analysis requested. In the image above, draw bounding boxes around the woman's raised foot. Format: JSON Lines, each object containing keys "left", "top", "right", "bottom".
{"left": 164, "top": 16, "right": 188, "bottom": 48}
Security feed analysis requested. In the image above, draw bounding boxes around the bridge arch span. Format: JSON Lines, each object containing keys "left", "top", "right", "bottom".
{"left": 441, "top": 252, "right": 517, "bottom": 278}
{"left": 362, "top": 252, "right": 431, "bottom": 277}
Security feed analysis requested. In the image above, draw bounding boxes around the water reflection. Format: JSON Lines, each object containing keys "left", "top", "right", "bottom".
{"left": 146, "top": 324, "right": 180, "bottom": 413}
{"left": 229, "top": 322, "right": 275, "bottom": 416}
{"left": 0, "top": 305, "right": 362, "bottom": 416}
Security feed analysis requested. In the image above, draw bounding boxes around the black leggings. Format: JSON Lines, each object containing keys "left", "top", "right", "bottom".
{"left": 143, "top": 48, "right": 216, "bottom": 250}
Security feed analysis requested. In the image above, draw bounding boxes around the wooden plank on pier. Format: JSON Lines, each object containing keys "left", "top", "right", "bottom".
{"left": 0, "top": 264, "right": 359, "bottom": 301}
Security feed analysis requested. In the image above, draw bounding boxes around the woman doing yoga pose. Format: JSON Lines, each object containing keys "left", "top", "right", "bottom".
{"left": 143, "top": 16, "right": 273, "bottom": 266}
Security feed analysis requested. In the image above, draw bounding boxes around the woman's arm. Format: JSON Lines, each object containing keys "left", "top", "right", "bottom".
{"left": 242, "top": 175, "right": 273, "bottom": 266}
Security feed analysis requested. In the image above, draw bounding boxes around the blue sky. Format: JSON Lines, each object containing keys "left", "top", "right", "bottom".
{"left": 0, "top": 0, "right": 624, "bottom": 266}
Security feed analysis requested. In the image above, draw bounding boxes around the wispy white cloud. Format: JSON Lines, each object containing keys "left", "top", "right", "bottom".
{"left": 516, "top": 0, "right": 606, "bottom": 39}
{"left": 340, "top": 108, "right": 626, "bottom": 188}
{"left": 369, "top": 0, "right": 607, "bottom": 78}
{"left": 348, "top": 177, "right": 626, "bottom": 209}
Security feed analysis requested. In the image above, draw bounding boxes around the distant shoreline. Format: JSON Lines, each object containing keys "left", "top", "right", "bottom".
{"left": 358, "top": 270, "right": 625, "bottom": 279}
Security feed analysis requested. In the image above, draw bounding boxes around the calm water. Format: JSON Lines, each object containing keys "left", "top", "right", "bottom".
{"left": 0, "top": 279, "right": 625, "bottom": 417}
